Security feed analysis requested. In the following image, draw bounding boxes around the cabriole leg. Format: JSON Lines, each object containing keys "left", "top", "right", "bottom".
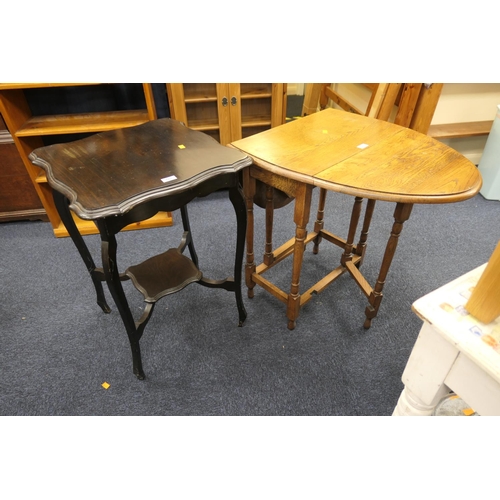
{"left": 96, "top": 220, "right": 145, "bottom": 380}
{"left": 52, "top": 190, "right": 111, "bottom": 314}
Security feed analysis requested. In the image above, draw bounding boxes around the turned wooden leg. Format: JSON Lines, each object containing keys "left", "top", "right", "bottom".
{"left": 341, "top": 197, "right": 364, "bottom": 266}
{"left": 242, "top": 168, "right": 256, "bottom": 299}
{"left": 313, "top": 187, "right": 328, "bottom": 254}
{"left": 264, "top": 184, "right": 275, "bottom": 266}
{"left": 393, "top": 321, "right": 458, "bottom": 415}
{"left": 364, "top": 202, "right": 413, "bottom": 329}
{"left": 392, "top": 387, "right": 439, "bottom": 416}
{"left": 355, "top": 199, "right": 376, "bottom": 267}
{"left": 286, "top": 183, "right": 313, "bottom": 330}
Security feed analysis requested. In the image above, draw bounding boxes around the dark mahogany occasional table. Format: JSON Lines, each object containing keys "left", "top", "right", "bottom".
{"left": 29, "top": 118, "right": 252, "bottom": 380}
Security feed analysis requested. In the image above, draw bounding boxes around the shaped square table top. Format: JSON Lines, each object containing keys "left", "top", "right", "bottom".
{"left": 29, "top": 118, "right": 252, "bottom": 220}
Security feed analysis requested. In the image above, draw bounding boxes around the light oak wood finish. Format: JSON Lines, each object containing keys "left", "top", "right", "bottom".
{"left": 428, "top": 120, "right": 494, "bottom": 139}
{"left": 465, "top": 242, "right": 500, "bottom": 323}
{"left": 231, "top": 108, "right": 482, "bottom": 329}
{"left": 0, "top": 84, "right": 171, "bottom": 237}
{"left": 0, "top": 118, "right": 47, "bottom": 222}
{"left": 303, "top": 83, "right": 444, "bottom": 134}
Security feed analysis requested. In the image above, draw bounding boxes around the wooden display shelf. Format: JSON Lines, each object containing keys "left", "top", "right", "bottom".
{"left": 15, "top": 110, "right": 152, "bottom": 137}
{"left": 182, "top": 83, "right": 218, "bottom": 101}
{"left": 182, "top": 117, "right": 220, "bottom": 131}
{"left": 241, "top": 116, "right": 273, "bottom": 128}
{"left": 0, "top": 83, "right": 173, "bottom": 237}
{"left": 240, "top": 83, "right": 273, "bottom": 97}
{"left": 53, "top": 211, "right": 174, "bottom": 238}
{"left": 166, "top": 83, "right": 287, "bottom": 146}
{"left": 428, "top": 120, "right": 493, "bottom": 139}
{"left": 0, "top": 83, "right": 101, "bottom": 90}
{"left": 184, "top": 95, "right": 218, "bottom": 104}
{"left": 241, "top": 92, "right": 273, "bottom": 100}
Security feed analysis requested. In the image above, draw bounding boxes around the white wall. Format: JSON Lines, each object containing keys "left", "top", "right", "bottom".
{"left": 432, "top": 83, "right": 500, "bottom": 164}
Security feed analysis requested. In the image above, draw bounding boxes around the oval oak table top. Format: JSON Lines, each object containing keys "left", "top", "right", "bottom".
{"left": 230, "top": 108, "right": 482, "bottom": 204}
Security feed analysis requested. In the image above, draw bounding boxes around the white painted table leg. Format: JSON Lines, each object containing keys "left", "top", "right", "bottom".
{"left": 392, "top": 387, "right": 438, "bottom": 416}
{"left": 393, "top": 321, "right": 459, "bottom": 416}
{"left": 394, "top": 265, "right": 500, "bottom": 416}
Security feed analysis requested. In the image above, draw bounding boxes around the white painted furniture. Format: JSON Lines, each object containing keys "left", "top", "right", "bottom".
{"left": 393, "top": 264, "right": 500, "bottom": 416}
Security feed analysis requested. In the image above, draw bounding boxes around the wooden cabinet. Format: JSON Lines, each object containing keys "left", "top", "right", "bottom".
{"left": 0, "top": 113, "right": 47, "bottom": 222}
{"left": 166, "top": 83, "right": 287, "bottom": 145}
{"left": 0, "top": 83, "right": 173, "bottom": 237}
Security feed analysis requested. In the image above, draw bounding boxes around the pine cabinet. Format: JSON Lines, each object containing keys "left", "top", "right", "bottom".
{"left": 166, "top": 83, "right": 287, "bottom": 145}
{"left": 0, "top": 83, "right": 173, "bottom": 237}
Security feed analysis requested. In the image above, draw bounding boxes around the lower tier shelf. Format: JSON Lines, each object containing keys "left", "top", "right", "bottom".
{"left": 125, "top": 247, "right": 202, "bottom": 302}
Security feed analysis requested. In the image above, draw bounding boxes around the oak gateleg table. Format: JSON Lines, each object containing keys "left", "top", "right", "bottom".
{"left": 29, "top": 118, "right": 252, "bottom": 379}
{"left": 230, "top": 108, "right": 482, "bottom": 330}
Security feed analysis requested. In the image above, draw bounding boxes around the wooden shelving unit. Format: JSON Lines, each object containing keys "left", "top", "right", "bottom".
{"left": 166, "top": 83, "right": 287, "bottom": 145}
{"left": 0, "top": 83, "right": 173, "bottom": 237}
{"left": 0, "top": 113, "right": 47, "bottom": 222}
{"left": 428, "top": 120, "right": 493, "bottom": 139}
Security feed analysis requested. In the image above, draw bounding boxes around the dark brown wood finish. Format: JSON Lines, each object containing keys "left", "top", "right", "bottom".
{"left": 30, "top": 119, "right": 251, "bottom": 219}
{"left": 30, "top": 118, "right": 252, "bottom": 379}
{"left": 0, "top": 114, "right": 47, "bottom": 221}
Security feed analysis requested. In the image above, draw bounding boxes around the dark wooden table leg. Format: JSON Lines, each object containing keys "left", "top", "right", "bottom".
{"left": 179, "top": 204, "right": 199, "bottom": 268}
{"left": 287, "top": 183, "right": 313, "bottom": 330}
{"left": 243, "top": 168, "right": 257, "bottom": 299}
{"left": 95, "top": 219, "right": 145, "bottom": 380}
{"left": 364, "top": 202, "right": 413, "bottom": 329}
{"left": 52, "top": 190, "right": 111, "bottom": 314}
{"left": 228, "top": 183, "right": 248, "bottom": 326}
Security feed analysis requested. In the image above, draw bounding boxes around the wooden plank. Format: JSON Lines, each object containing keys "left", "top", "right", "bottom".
{"left": 345, "top": 260, "right": 373, "bottom": 298}
{"left": 410, "top": 83, "right": 443, "bottom": 134}
{"left": 271, "top": 83, "right": 286, "bottom": 127}
{"left": 317, "top": 229, "right": 348, "bottom": 249}
{"left": 53, "top": 211, "right": 173, "bottom": 238}
{"left": 16, "top": 110, "right": 152, "bottom": 136}
{"left": 465, "top": 242, "right": 500, "bottom": 323}
{"left": 142, "top": 83, "right": 157, "bottom": 120}
{"left": 251, "top": 273, "right": 289, "bottom": 304}
{"left": 324, "top": 86, "right": 365, "bottom": 115}
{"left": 166, "top": 83, "right": 188, "bottom": 124}
{"left": 375, "top": 83, "right": 402, "bottom": 122}
{"left": 300, "top": 266, "right": 348, "bottom": 305}
{"left": 0, "top": 83, "right": 100, "bottom": 90}
{"left": 428, "top": 120, "right": 493, "bottom": 139}
{"left": 216, "top": 83, "right": 232, "bottom": 145}
{"left": 366, "top": 84, "right": 386, "bottom": 118}
{"left": 302, "top": 83, "right": 323, "bottom": 116}
{"left": 394, "top": 83, "right": 423, "bottom": 128}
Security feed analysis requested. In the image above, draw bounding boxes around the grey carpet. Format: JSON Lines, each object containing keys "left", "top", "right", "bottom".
{"left": 1, "top": 187, "right": 499, "bottom": 415}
